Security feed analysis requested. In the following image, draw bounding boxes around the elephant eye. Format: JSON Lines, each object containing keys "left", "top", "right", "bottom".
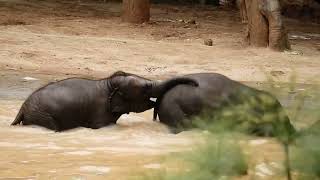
{"left": 117, "top": 91, "right": 131, "bottom": 100}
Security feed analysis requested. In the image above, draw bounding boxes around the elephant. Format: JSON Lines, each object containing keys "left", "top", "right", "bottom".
{"left": 11, "top": 71, "right": 198, "bottom": 131}
{"left": 153, "top": 73, "right": 296, "bottom": 137}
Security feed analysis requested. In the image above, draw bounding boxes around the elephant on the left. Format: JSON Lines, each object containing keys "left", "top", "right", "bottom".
{"left": 11, "top": 71, "right": 198, "bottom": 131}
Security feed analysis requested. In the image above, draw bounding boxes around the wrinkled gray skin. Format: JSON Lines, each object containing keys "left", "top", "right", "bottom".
{"left": 11, "top": 71, "right": 198, "bottom": 131}
{"left": 154, "top": 73, "right": 296, "bottom": 136}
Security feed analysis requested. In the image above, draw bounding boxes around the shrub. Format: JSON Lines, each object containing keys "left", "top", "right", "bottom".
{"left": 135, "top": 133, "right": 248, "bottom": 180}
{"left": 291, "top": 122, "right": 320, "bottom": 179}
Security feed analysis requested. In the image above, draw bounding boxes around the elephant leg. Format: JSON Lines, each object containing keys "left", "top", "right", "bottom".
{"left": 90, "top": 122, "right": 107, "bottom": 129}
{"left": 89, "top": 118, "right": 118, "bottom": 129}
{"left": 49, "top": 118, "right": 61, "bottom": 132}
{"left": 23, "top": 112, "right": 61, "bottom": 131}
{"left": 88, "top": 112, "right": 116, "bottom": 129}
{"left": 158, "top": 102, "right": 187, "bottom": 133}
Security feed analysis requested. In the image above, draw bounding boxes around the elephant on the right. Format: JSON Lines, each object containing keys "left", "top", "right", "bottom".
{"left": 154, "top": 73, "right": 296, "bottom": 137}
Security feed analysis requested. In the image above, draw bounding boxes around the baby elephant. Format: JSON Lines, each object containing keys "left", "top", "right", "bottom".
{"left": 154, "top": 73, "right": 296, "bottom": 137}
{"left": 11, "top": 71, "right": 198, "bottom": 131}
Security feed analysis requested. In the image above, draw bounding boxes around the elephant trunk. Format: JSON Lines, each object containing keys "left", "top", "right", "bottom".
{"left": 150, "top": 77, "right": 198, "bottom": 98}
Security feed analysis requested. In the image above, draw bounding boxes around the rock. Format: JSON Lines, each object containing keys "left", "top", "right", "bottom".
{"left": 284, "top": 50, "right": 303, "bottom": 55}
{"left": 186, "top": 19, "right": 196, "bottom": 24}
{"left": 204, "top": 39, "right": 213, "bottom": 46}
{"left": 289, "top": 35, "right": 311, "bottom": 40}
{"left": 270, "top": 70, "right": 285, "bottom": 77}
{"left": 22, "top": 77, "right": 39, "bottom": 81}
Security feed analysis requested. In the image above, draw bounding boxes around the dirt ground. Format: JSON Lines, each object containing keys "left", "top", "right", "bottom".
{"left": 0, "top": 0, "right": 319, "bottom": 83}
{"left": 0, "top": 1, "right": 319, "bottom": 179}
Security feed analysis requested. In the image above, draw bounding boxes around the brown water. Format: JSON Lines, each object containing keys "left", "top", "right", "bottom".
{"left": 0, "top": 71, "right": 318, "bottom": 179}
{"left": 0, "top": 71, "right": 199, "bottom": 179}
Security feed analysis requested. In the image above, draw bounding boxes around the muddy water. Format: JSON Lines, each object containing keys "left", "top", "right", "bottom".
{"left": 0, "top": 71, "right": 198, "bottom": 180}
{"left": 0, "top": 71, "right": 319, "bottom": 179}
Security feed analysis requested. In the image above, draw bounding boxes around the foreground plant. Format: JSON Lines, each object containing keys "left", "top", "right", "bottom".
{"left": 135, "top": 132, "right": 248, "bottom": 180}
{"left": 139, "top": 73, "right": 318, "bottom": 180}
{"left": 291, "top": 126, "right": 320, "bottom": 180}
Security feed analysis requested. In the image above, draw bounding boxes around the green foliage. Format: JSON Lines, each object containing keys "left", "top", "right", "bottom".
{"left": 132, "top": 169, "right": 173, "bottom": 180}
{"left": 291, "top": 129, "right": 320, "bottom": 179}
{"left": 135, "top": 133, "right": 248, "bottom": 180}
{"left": 190, "top": 89, "right": 296, "bottom": 143}
{"left": 180, "top": 135, "right": 248, "bottom": 178}
{"left": 264, "top": 72, "right": 320, "bottom": 180}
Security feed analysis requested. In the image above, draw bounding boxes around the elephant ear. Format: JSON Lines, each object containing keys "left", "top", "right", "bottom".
{"left": 110, "top": 71, "right": 128, "bottom": 78}
{"left": 126, "top": 77, "right": 146, "bottom": 97}
{"left": 110, "top": 72, "right": 129, "bottom": 90}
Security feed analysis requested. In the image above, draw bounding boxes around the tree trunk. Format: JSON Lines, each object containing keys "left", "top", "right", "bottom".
{"left": 238, "top": 0, "right": 248, "bottom": 23}
{"left": 122, "top": 0, "right": 150, "bottom": 24}
{"left": 241, "top": 0, "right": 290, "bottom": 51}
{"left": 245, "top": 0, "right": 269, "bottom": 47}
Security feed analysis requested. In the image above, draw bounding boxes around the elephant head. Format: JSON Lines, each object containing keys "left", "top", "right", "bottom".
{"left": 107, "top": 71, "right": 198, "bottom": 114}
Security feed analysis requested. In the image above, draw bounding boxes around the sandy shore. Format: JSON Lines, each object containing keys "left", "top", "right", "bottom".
{"left": 0, "top": 0, "right": 319, "bottom": 83}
